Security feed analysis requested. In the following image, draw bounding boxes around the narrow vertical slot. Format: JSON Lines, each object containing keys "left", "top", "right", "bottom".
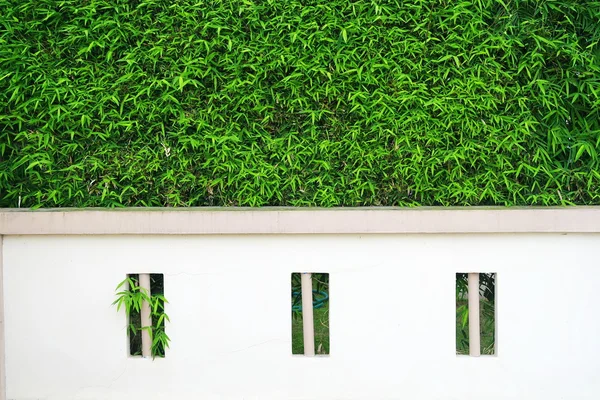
{"left": 456, "top": 272, "right": 496, "bottom": 356}
{"left": 122, "top": 273, "right": 167, "bottom": 357}
{"left": 291, "top": 273, "right": 329, "bottom": 356}
{"left": 149, "top": 273, "right": 167, "bottom": 357}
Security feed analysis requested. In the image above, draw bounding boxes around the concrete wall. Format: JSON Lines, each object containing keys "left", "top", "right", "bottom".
{"left": 1, "top": 208, "right": 600, "bottom": 399}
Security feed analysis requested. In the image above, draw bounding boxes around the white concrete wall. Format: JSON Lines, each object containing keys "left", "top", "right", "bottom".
{"left": 2, "top": 233, "right": 600, "bottom": 400}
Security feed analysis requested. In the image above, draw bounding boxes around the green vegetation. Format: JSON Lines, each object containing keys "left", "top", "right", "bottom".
{"left": 113, "top": 274, "right": 170, "bottom": 358}
{"left": 1, "top": 1, "right": 599, "bottom": 208}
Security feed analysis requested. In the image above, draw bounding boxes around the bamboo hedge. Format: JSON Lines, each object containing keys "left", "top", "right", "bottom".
{"left": 1, "top": 0, "right": 599, "bottom": 207}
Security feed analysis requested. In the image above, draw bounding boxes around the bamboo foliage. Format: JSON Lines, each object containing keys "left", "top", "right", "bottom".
{"left": 1, "top": 0, "right": 599, "bottom": 207}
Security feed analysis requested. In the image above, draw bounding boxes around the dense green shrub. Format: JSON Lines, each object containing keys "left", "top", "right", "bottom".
{"left": 1, "top": 0, "right": 599, "bottom": 207}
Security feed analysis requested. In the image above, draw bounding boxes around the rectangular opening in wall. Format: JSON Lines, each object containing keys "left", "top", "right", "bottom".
{"left": 456, "top": 272, "right": 496, "bottom": 356}
{"left": 291, "top": 273, "right": 329, "bottom": 356}
{"left": 123, "top": 273, "right": 167, "bottom": 358}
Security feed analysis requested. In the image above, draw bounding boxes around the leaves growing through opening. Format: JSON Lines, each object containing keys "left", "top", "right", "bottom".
{"left": 113, "top": 274, "right": 170, "bottom": 358}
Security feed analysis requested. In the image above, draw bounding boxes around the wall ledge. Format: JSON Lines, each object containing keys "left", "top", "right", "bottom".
{"left": 1, "top": 207, "right": 600, "bottom": 234}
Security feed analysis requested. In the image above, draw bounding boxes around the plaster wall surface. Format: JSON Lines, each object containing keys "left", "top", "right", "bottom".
{"left": 3, "top": 233, "right": 600, "bottom": 400}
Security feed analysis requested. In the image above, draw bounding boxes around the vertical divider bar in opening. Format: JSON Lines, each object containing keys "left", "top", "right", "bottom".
{"left": 139, "top": 273, "right": 152, "bottom": 358}
{"left": 468, "top": 272, "right": 481, "bottom": 357}
{"left": 301, "top": 273, "right": 315, "bottom": 356}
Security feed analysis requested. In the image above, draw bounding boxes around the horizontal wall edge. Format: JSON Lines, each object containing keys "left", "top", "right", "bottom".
{"left": 1, "top": 207, "right": 600, "bottom": 234}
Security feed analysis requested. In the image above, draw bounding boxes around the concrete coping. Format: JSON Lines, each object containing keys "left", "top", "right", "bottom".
{"left": 1, "top": 207, "right": 600, "bottom": 234}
